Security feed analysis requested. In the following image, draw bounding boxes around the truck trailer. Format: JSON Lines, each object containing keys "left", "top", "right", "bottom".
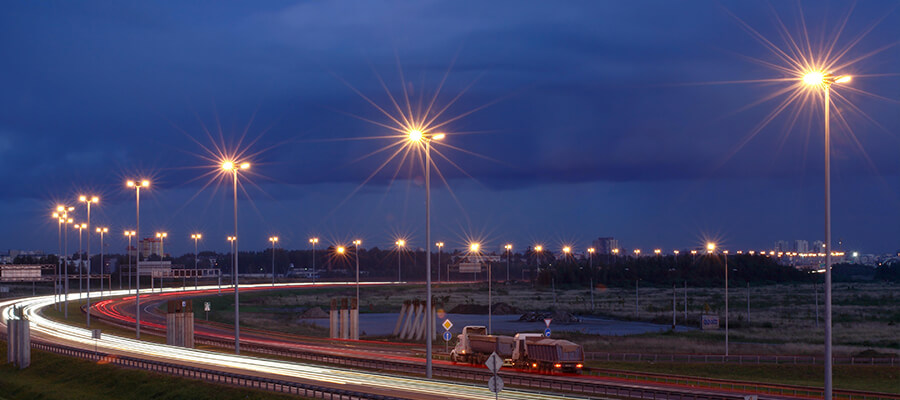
{"left": 511, "top": 333, "right": 584, "bottom": 373}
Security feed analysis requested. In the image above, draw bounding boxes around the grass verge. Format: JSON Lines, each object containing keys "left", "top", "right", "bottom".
{"left": 589, "top": 361, "right": 899, "bottom": 394}
{"left": 0, "top": 340, "right": 306, "bottom": 400}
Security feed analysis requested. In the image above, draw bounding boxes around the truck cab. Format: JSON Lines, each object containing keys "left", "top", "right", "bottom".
{"left": 511, "top": 333, "right": 544, "bottom": 368}
{"left": 450, "top": 326, "right": 486, "bottom": 362}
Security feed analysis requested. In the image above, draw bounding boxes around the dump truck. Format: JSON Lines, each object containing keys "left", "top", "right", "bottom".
{"left": 450, "top": 326, "right": 514, "bottom": 364}
{"left": 511, "top": 333, "right": 584, "bottom": 373}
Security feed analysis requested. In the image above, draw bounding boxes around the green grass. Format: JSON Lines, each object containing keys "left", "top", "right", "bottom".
{"left": 589, "top": 361, "right": 899, "bottom": 394}
{"left": 0, "top": 341, "right": 307, "bottom": 400}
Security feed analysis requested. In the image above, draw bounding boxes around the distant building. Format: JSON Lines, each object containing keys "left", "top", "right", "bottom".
{"left": 139, "top": 237, "right": 163, "bottom": 258}
{"left": 775, "top": 240, "right": 790, "bottom": 253}
{"left": 1, "top": 250, "right": 45, "bottom": 264}
{"left": 812, "top": 240, "right": 825, "bottom": 252}
{"left": 592, "top": 237, "right": 619, "bottom": 254}
{"left": 795, "top": 240, "right": 809, "bottom": 253}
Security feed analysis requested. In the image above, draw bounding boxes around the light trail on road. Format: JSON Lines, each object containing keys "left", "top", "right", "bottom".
{"left": 1, "top": 283, "right": 585, "bottom": 400}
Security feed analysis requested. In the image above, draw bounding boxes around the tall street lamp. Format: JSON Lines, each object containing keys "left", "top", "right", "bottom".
{"left": 79, "top": 195, "right": 98, "bottom": 327}
{"left": 395, "top": 239, "right": 405, "bottom": 282}
{"left": 505, "top": 244, "right": 513, "bottom": 282}
{"left": 76, "top": 223, "right": 87, "bottom": 293}
{"left": 269, "top": 236, "right": 278, "bottom": 286}
{"left": 309, "top": 237, "right": 319, "bottom": 283}
{"left": 125, "top": 231, "right": 135, "bottom": 290}
{"left": 470, "top": 242, "right": 489, "bottom": 335}
{"left": 52, "top": 209, "right": 63, "bottom": 310}
{"left": 52, "top": 206, "right": 74, "bottom": 312}
{"left": 707, "top": 242, "right": 729, "bottom": 356}
{"left": 588, "top": 247, "right": 595, "bottom": 311}
{"left": 533, "top": 245, "right": 543, "bottom": 285}
{"left": 96, "top": 227, "right": 108, "bottom": 296}
{"left": 191, "top": 234, "right": 202, "bottom": 290}
{"left": 804, "top": 71, "right": 850, "bottom": 400}
{"left": 633, "top": 249, "right": 641, "bottom": 317}
{"left": 353, "top": 239, "right": 362, "bottom": 316}
{"left": 436, "top": 242, "right": 444, "bottom": 282}
{"left": 222, "top": 160, "right": 249, "bottom": 354}
{"left": 156, "top": 232, "right": 167, "bottom": 259}
{"left": 127, "top": 179, "right": 149, "bottom": 339}
{"left": 227, "top": 236, "right": 236, "bottom": 277}
{"left": 156, "top": 232, "right": 167, "bottom": 292}
{"left": 407, "top": 129, "right": 445, "bottom": 379}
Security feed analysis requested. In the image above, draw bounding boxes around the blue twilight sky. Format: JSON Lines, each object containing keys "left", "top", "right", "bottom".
{"left": 1, "top": 1, "right": 899, "bottom": 256}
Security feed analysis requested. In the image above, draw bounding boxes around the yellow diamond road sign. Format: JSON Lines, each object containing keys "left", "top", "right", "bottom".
{"left": 442, "top": 319, "right": 453, "bottom": 331}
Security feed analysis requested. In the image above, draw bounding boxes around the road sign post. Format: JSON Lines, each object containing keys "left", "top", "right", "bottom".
{"left": 488, "top": 376, "right": 504, "bottom": 395}
{"left": 544, "top": 327, "right": 552, "bottom": 337}
{"left": 443, "top": 319, "right": 453, "bottom": 353}
{"left": 485, "top": 351, "right": 503, "bottom": 399}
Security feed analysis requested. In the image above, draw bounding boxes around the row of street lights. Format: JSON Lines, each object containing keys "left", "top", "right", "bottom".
{"left": 45, "top": 66, "right": 846, "bottom": 390}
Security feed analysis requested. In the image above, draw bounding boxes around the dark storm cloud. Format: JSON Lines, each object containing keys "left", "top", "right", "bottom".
{"left": 1, "top": 1, "right": 899, "bottom": 252}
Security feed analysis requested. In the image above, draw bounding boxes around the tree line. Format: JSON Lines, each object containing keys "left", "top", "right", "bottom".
{"left": 13, "top": 247, "right": 899, "bottom": 287}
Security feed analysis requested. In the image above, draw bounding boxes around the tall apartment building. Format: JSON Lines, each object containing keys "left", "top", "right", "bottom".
{"left": 775, "top": 240, "right": 790, "bottom": 253}
{"left": 592, "top": 237, "right": 619, "bottom": 254}
{"left": 139, "top": 237, "right": 163, "bottom": 258}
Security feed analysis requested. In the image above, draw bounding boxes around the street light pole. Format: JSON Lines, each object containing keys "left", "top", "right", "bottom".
{"left": 309, "top": 237, "right": 318, "bottom": 283}
{"left": 79, "top": 195, "right": 98, "bottom": 327}
{"left": 588, "top": 247, "right": 595, "bottom": 311}
{"left": 52, "top": 206, "right": 74, "bottom": 313}
{"left": 505, "top": 244, "right": 512, "bottom": 282}
{"left": 395, "top": 239, "right": 405, "bottom": 282}
{"left": 77, "top": 223, "right": 85, "bottom": 297}
{"left": 634, "top": 249, "right": 641, "bottom": 317}
{"left": 436, "top": 242, "right": 444, "bottom": 282}
{"left": 269, "top": 236, "right": 278, "bottom": 286}
{"left": 354, "top": 240, "right": 362, "bottom": 315}
{"left": 724, "top": 250, "right": 729, "bottom": 357}
{"left": 802, "top": 72, "right": 849, "bottom": 400}
{"left": 54, "top": 210, "right": 62, "bottom": 311}
{"left": 707, "top": 242, "right": 728, "bottom": 356}
{"left": 127, "top": 179, "right": 148, "bottom": 339}
{"left": 156, "top": 232, "right": 167, "bottom": 292}
{"left": 192, "top": 234, "right": 202, "bottom": 290}
{"left": 125, "top": 231, "right": 135, "bottom": 291}
{"left": 403, "top": 130, "right": 445, "bottom": 379}
{"left": 222, "top": 161, "right": 249, "bottom": 355}
{"left": 96, "top": 227, "right": 107, "bottom": 296}
{"left": 64, "top": 218, "right": 73, "bottom": 317}
{"left": 234, "top": 166, "right": 240, "bottom": 355}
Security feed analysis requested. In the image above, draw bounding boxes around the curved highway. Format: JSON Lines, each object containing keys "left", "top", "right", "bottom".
{"left": 1, "top": 283, "right": 807, "bottom": 400}
{"left": 2, "top": 284, "right": 587, "bottom": 400}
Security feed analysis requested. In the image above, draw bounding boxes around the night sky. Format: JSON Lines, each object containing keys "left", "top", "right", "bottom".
{"left": 2, "top": 1, "right": 899, "bottom": 256}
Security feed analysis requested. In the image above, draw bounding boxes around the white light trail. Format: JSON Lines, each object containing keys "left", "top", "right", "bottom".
{"left": 1, "top": 283, "right": 579, "bottom": 400}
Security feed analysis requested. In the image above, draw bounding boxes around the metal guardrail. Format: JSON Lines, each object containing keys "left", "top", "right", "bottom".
{"left": 84, "top": 308, "right": 897, "bottom": 400}
{"left": 88, "top": 309, "right": 744, "bottom": 400}
{"left": 8, "top": 335, "right": 406, "bottom": 400}
{"left": 82, "top": 305, "right": 900, "bottom": 400}
{"left": 585, "top": 368, "right": 900, "bottom": 400}
{"left": 192, "top": 337, "right": 745, "bottom": 400}
{"left": 586, "top": 352, "right": 898, "bottom": 366}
